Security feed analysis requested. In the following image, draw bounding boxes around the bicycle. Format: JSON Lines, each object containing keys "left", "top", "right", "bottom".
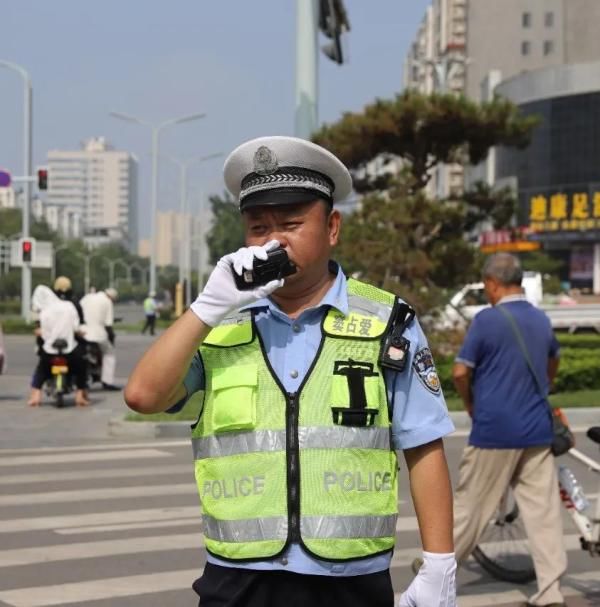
{"left": 472, "top": 426, "right": 600, "bottom": 584}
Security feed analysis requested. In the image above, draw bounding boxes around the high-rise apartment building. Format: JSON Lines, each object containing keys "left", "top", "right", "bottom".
{"left": 403, "top": 0, "right": 467, "bottom": 96}
{"left": 46, "top": 137, "right": 138, "bottom": 251}
{"left": 154, "top": 208, "right": 211, "bottom": 272}
{"left": 405, "top": 0, "right": 600, "bottom": 101}
{"left": 404, "top": 0, "right": 600, "bottom": 291}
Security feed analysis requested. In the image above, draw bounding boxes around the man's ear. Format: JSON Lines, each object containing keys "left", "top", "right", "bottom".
{"left": 328, "top": 208, "right": 342, "bottom": 246}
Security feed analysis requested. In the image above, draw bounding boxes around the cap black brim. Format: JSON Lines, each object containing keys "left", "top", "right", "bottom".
{"left": 239, "top": 188, "right": 332, "bottom": 211}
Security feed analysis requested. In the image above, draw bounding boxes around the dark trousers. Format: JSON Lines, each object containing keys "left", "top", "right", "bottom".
{"left": 31, "top": 348, "right": 87, "bottom": 390}
{"left": 193, "top": 563, "right": 394, "bottom": 607}
{"left": 142, "top": 314, "right": 156, "bottom": 335}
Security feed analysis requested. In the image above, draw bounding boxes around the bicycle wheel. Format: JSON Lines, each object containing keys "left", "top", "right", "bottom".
{"left": 472, "top": 488, "right": 536, "bottom": 584}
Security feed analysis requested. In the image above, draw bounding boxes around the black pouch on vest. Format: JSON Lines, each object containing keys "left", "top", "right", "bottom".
{"left": 378, "top": 301, "right": 415, "bottom": 373}
{"left": 331, "top": 360, "right": 379, "bottom": 427}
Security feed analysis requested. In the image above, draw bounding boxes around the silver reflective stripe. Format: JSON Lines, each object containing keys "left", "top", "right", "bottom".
{"left": 298, "top": 426, "right": 390, "bottom": 450}
{"left": 301, "top": 514, "right": 397, "bottom": 539}
{"left": 192, "top": 429, "right": 286, "bottom": 459}
{"left": 203, "top": 514, "right": 288, "bottom": 542}
{"left": 347, "top": 295, "right": 391, "bottom": 322}
{"left": 219, "top": 311, "right": 252, "bottom": 326}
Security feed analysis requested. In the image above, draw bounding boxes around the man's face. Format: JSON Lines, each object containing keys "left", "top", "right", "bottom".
{"left": 242, "top": 200, "right": 341, "bottom": 292}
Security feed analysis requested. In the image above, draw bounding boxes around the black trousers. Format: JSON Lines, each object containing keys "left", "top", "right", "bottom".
{"left": 142, "top": 314, "right": 156, "bottom": 335}
{"left": 31, "top": 348, "right": 87, "bottom": 390}
{"left": 193, "top": 563, "right": 394, "bottom": 607}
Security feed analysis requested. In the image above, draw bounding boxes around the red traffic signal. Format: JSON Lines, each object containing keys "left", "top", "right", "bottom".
{"left": 21, "top": 239, "right": 33, "bottom": 263}
{"left": 37, "top": 168, "right": 48, "bottom": 190}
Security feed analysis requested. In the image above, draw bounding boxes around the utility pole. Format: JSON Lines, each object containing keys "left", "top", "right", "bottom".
{"left": 295, "top": 0, "right": 319, "bottom": 139}
{"left": 0, "top": 60, "right": 33, "bottom": 321}
{"left": 295, "top": 0, "right": 350, "bottom": 139}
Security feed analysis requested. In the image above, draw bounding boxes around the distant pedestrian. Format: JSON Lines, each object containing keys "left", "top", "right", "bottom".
{"left": 141, "top": 291, "right": 158, "bottom": 336}
{"left": 452, "top": 253, "right": 566, "bottom": 607}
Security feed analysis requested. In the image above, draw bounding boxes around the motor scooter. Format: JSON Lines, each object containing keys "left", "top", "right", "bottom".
{"left": 44, "top": 338, "right": 72, "bottom": 408}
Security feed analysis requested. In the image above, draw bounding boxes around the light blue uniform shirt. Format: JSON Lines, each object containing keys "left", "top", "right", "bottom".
{"left": 174, "top": 266, "right": 454, "bottom": 576}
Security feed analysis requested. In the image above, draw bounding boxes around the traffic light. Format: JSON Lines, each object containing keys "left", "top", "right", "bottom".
{"left": 37, "top": 168, "right": 48, "bottom": 190}
{"left": 318, "top": 0, "right": 350, "bottom": 65}
{"left": 21, "top": 239, "right": 33, "bottom": 263}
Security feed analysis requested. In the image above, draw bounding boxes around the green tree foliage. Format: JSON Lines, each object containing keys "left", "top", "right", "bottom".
{"left": 521, "top": 250, "right": 564, "bottom": 294}
{"left": 313, "top": 91, "right": 538, "bottom": 191}
{"left": 0, "top": 209, "right": 151, "bottom": 300}
{"left": 460, "top": 181, "right": 516, "bottom": 231}
{"left": 335, "top": 174, "right": 516, "bottom": 312}
{"left": 311, "top": 91, "right": 537, "bottom": 313}
{"left": 206, "top": 192, "right": 245, "bottom": 264}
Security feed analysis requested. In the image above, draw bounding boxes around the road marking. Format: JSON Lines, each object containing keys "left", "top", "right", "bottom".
{"left": 0, "top": 533, "right": 205, "bottom": 567}
{"left": 0, "top": 483, "right": 196, "bottom": 506}
{"left": 393, "top": 570, "right": 600, "bottom": 606}
{"left": 0, "top": 448, "right": 173, "bottom": 467}
{"left": 476, "top": 531, "right": 584, "bottom": 552}
{"left": 55, "top": 517, "right": 202, "bottom": 535}
{"left": 0, "top": 463, "right": 192, "bottom": 485}
{"left": 0, "top": 506, "right": 201, "bottom": 533}
{"left": 0, "top": 439, "right": 188, "bottom": 455}
{"left": 0, "top": 569, "right": 200, "bottom": 606}
{"left": 0, "top": 563, "right": 597, "bottom": 607}
{"left": 390, "top": 533, "right": 582, "bottom": 569}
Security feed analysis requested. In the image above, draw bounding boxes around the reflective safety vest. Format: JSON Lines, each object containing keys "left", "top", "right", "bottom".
{"left": 143, "top": 297, "right": 156, "bottom": 315}
{"left": 190, "top": 278, "right": 399, "bottom": 562}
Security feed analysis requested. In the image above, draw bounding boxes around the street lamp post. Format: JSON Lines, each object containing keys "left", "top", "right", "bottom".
{"left": 425, "top": 53, "right": 466, "bottom": 198}
{"left": 0, "top": 60, "right": 33, "bottom": 321}
{"left": 129, "top": 262, "right": 149, "bottom": 286}
{"left": 195, "top": 191, "right": 210, "bottom": 295}
{"left": 70, "top": 251, "right": 101, "bottom": 294}
{"left": 51, "top": 244, "right": 70, "bottom": 282}
{"left": 106, "top": 258, "right": 131, "bottom": 287}
{"left": 166, "top": 153, "right": 223, "bottom": 306}
{"left": 109, "top": 111, "right": 206, "bottom": 295}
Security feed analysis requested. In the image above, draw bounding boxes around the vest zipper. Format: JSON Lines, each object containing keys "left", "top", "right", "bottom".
{"left": 286, "top": 391, "right": 300, "bottom": 542}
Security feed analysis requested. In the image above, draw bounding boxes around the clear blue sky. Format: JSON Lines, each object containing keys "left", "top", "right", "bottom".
{"left": 1, "top": 1, "right": 429, "bottom": 239}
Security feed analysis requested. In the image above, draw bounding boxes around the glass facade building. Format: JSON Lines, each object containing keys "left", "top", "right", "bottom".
{"left": 495, "top": 62, "right": 600, "bottom": 291}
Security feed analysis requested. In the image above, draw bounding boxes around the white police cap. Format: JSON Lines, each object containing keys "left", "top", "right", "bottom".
{"left": 223, "top": 136, "right": 353, "bottom": 210}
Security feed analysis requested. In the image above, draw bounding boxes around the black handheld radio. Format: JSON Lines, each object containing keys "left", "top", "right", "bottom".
{"left": 233, "top": 247, "right": 297, "bottom": 291}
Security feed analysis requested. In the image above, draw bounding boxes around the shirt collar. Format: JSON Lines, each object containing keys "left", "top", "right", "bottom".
{"left": 241, "top": 263, "right": 349, "bottom": 317}
{"left": 497, "top": 294, "right": 528, "bottom": 305}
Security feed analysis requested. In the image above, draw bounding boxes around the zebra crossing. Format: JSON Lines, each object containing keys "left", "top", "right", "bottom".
{"left": 0, "top": 438, "right": 597, "bottom": 607}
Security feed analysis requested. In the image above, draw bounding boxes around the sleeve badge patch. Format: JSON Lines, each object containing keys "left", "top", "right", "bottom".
{"left": 412, "top": 347, "right": 441, "bottom": 394}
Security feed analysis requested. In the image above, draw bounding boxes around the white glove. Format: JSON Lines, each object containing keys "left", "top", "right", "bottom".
{"left": 399, "top": 552, "right": 456, "bottom": 607}
{"left": 190, "top": 240, "right": 284, "bottom": 327}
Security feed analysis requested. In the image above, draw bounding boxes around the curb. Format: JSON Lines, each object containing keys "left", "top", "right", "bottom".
{"left": 109, "top": 408, "right": 599, "bottom": 439}
{"left": 108, "top": 417, "right": 192, "bottom": 439}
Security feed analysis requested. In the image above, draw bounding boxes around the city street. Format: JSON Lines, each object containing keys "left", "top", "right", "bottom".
{"left": 0, "top": 334, "right": 599, "bottom": 606}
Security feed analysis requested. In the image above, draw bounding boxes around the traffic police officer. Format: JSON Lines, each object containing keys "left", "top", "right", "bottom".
{"left": 125, "top": 136, "right": 457, "bottom": 607}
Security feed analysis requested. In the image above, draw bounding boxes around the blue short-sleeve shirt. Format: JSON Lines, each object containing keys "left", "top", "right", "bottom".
{"left": 456, "top": 295, "right": 559, "bottom": 449}
{"left": 174, "top": 266, "right": 454, "bottom": 576}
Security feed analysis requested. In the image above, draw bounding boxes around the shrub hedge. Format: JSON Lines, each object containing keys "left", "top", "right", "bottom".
{"left": 437, "top": 345, "right": 600, "bottom": 397}
{"left": 556, "top": 333, "right": 600, "bottom": 349}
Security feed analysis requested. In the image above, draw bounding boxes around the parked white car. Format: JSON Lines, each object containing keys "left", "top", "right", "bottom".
{"left": 441, "top": 272, "right": 600, "bottom": 333}
{"left": 441, "top": 271, "right": 542, "bottom": 328}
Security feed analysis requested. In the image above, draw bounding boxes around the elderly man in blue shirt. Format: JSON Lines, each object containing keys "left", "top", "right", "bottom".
{"left": 126, "top": 136, "right": 456, "bottom": 607}
{"left": 452, "top": 252, "right": 566, "bottom": 607}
